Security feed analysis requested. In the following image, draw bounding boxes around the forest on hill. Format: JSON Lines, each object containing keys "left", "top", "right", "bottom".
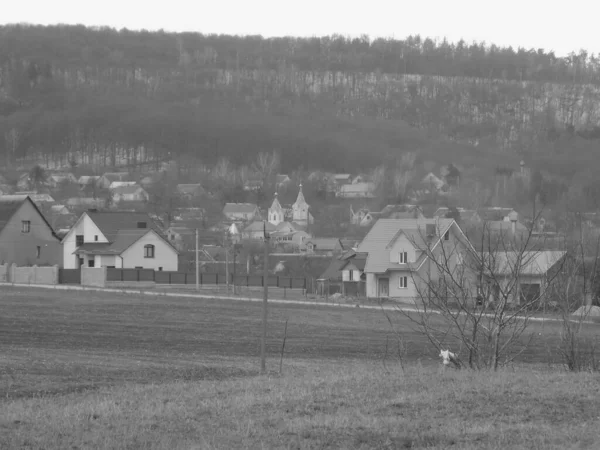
{"left": 0, "top": 24, "right": 599, "bottom": 188}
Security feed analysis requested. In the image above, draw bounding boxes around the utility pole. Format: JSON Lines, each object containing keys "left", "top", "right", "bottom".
{"left": 195, "top": 228, "right": 199, "bottom": 291}
{"left": 224, "top": 233, "right": 229, "bottom": 294}
{"left": 260, "top": 220, "right": 270, "bottom": 374}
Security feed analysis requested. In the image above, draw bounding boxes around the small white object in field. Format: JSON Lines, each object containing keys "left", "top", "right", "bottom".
{"left": 439, "top": 349, "right": 456, "bottom": 366}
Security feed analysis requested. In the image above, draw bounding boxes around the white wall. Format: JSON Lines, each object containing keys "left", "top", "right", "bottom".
{"left": 62, "top": 214, "right": 107, "bottom": 269}
{"left": 120, "top": 231, "right": 178, "bottom": 271}
{"left": 366, "top": 273, "right": 377, "bottom": 297}
{"left": 388, "top": 234, "right": 418, "bottom": 264}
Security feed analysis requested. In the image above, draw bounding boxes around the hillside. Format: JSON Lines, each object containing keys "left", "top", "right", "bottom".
{"left": 0, "top": 24, "right": 599, "bottom": 179}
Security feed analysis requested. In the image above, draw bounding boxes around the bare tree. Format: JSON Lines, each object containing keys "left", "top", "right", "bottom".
{"left": 387, "top": 210, "right": 566, "bottom": 371}
{"left": 252, "top": 151, "right": 280, "bottom": 192}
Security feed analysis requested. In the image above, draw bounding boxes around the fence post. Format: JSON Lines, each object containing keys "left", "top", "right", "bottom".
{"left": 168, "top": 272, "right": 171, "bottom": 284}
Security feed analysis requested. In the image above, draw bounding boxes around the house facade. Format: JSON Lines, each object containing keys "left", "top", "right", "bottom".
{"left": 305, "top": 238, "right": 344, "bottom": 256}
{"left": 62, "top": 211, "right": 177, "bottom": 270}
{"left": 111, "top": 185, "right": 149, "bottom": 203}
{"left": 337, "top": 182, "right": 376, "bottom": 199}
{"left": 0, "top": 197, "right": 62, "bottom": 266}
{"left": 97, "top": 172, "right": 132, "bottom": 189}
{"left": 242, "top": 221, "right": 276, "bottom": 240}
{"left": 358, "top": 218, "right": 474, "bottom": 302}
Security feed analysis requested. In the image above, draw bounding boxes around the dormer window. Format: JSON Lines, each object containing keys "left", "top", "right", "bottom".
{"left": 398, "top": 251, "right": 408, "bottom": 264}
{"left": 137, "top": 222, "right": 147, "bottom": 229}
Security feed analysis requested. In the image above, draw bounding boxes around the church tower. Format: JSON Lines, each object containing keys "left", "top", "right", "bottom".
{"left": 268, "top": 192, "right": 284, "bottom": 226}
{"left": 292, "top": 184, "right": 311, "bottom": 226}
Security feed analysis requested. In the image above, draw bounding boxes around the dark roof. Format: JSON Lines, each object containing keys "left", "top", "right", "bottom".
{"left": 223, "top": 203, "right": 259, "bottom": 214}
{"left": 86, "top": 211, "right": 161, "bottom": 240}
{"left": 0, "top": 200, "right": 24, "bottom": 232}
{"left": 319, "top": 257, "right": 345, "bottom": 281}
{"left": 75, "top": 229, "right": 177, "bottom": 255}
{"left": 0, "top": 196, "right": 59, "bottom": 239}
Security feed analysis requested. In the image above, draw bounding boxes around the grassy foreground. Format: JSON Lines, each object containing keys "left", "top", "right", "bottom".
{"left": 1, "top": 287, "right": 600, "bottom": 449}
{"left": 2, "top": 360, "right": 600, "bottom": 449}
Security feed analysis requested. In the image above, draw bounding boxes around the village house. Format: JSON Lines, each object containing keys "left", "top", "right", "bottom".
{"left": 111, "top": 185, "right": 149, "bottom": 204}
{"left": 305, "top": 238, "right": 344, "bottom": 256}
{"left": 176, "top": 184, "right": 204, "bottom": 198}
{"left": 276, "top": 174, "right": 291, "bottom": 190}
{"left": 17, "top": 173, "right": 32, "bottom": 190}
{"left": 478, "top": 207, "right": 519, "bottom": 222}
{"left": 165, "top": 226, "right": 196, "bottom": 252}
{"left": 357, "top": 218, "right": 474, "bottom": 302}
{"left": 339, "top": 250, "right": 368, "bottom": 296}
{"left": 0, "top": 196, "right": 62, "bottom": 266}
{"left": 109, "top": 181, "right": 137, "bottom": 190}
{"left": 66, "top": 197, "right": 108, "bottom": 209}
{"left": 78, "top": 176, "right": 100, "bottom": 189}
{"left": 337, "top": 182, "right": 376, "bottom": 199}
{"left": 434, "top": 207, "right": 481, "bottom": 224}
{"left": 62, "top": 210, "right": 177, "bottom": 271}
{"left": 50, "top": 204, "right": 70, "bottom": 215}
{"left": 97, "top": 172, "right": 132, "bottom": 189}
{"left": 48, "top": 172, "right": 77, "bottom": 188}
{"left": 482, "top": 251, "right": 566, "bottom": 304}
{"left": 222, "top": 203, "right": 261, "bottom": 221}
{"left": 242, "top": 221, "right": 276, "bottom": 240}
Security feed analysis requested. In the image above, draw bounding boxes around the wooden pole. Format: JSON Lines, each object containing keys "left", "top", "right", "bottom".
{"left": 225, "top": 233, "right": 229, "bottom": 293}
{"left": 195, "top": 228, "right": 199, "bottom": 291}
{"left": 261, "top": 220, "right": 269, "bottom": 374}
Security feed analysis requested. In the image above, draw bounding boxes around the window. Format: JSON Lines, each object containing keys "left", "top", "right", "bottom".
{"left": 158, "top": 267, "right": 163, "bottom": 271}
{"left": 76, "top": 235, "right": 84, "bottom": 246}
{"left": 399, "top": 276, "right": 408, "bottom": 289}
{"left": 94, "top": 235, "right": 98, "bottom": 242}
{"left": 88, "top": 259, "right": 95, "bottom": 267}
{"left": 78, "top": 258, "right": 84, "bottom": 267}
{"left": 137, "top": 222, "right": 147, "bottom": 229}
{"left": 144, "top": 244, "right": 155, "bottom": 258}
{"left": 21, "top": 221, "right": 31, "bottom": 233}
{"left": 169, "top": 235, "right": 174, "bottom": 240}
{"left": 36, "top": 246, "right": 41, "bottom": 258}
{"left": 444, "top": 231, "right": 450, "bottom": 241}
{"left": 349, "top": 270, "right": 354, "bottom": 281}
{"left": 398, "top": 251, "right": 408, "bottom": 264}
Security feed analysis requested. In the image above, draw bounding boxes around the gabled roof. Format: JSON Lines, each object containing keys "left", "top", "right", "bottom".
{"left": 339, "top": 251, "right": 368, "bottom": 271}
{"left": 486, "top": 251, "right": 566, "bottom": 276}
{"left": 85, "top": 211, "right": 162, "bottom": 241}
{"left": 357, "top": 218, "right": 455, "bottom": 274}
{"left": 78, "top": 176, "right": 100, "bottom": 184}
{"left": 0, "top": 196, "right": 59, "bottom": 239}
{"left": 306, "top": 238, "right": 343, "bottom": 251}
{"left": 243, "top": 221, "right": 276, "bottom": 233}
{"left": 177, "top": 184, "right": 203, "bottom": 195}
{"left": 112, "top": 185, "right": 147, "bottom": 196}
{"left": 109, "top": 181, "right": 138, "bottom": 189}
{"left": 101, "top": 172, "right": 131, "bottom": 182}
{"left": 74, "top": 229, "right": 178, "bottom": 255}
{"left": 339, "top": 183, "right": 376, "bottom": 195}
{"left": 223, "top": 203, "right": 259, "bottom": 214}
{"left": 269, "top": 194, "right": 284, "bottom": 214}
{"left": 478, "top": 207, "right": 516, "bottom": 221}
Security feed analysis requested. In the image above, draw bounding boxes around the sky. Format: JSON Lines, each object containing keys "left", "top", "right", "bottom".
{"left": 2, "top": 0, "right": 599, "bottom": 57}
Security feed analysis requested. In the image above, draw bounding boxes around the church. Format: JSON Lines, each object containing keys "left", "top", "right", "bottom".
{"left": 268, "top": 184, "right": 314, "bottom": 228}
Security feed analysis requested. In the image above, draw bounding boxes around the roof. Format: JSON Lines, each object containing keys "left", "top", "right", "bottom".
{"left": 109, "top": 181, "right": 137, "bottom": 188}
{"left": 478, "top": 207, "right": 516, "bottom": 221}
{"left": 339, "top": 252, "right": 368, "bottom": 271}
{"left": 85, "top": 211, "right": 162, "bottom": 241}
{"left": 340, "top": 183, "right": 376, "bottom": 194}
{"left": 319, "top": 257, "right": 345, "bottom": 281}
{"left": 276, "top": 174, "right": 291, "bottom": 183}
{"left": 177, "top": 184, "right": 203, "bottom": 194}
{"left": 223, "top": 203, "right": 259, "bottom": 214}
{"left": 486, "top": 221, "right": 528, "bottom": 233}
{"left": 101, "top": 172, "right": 131, "bottom": 182}
{"left": 74, "top": 229, "right": 176, "bottom": 255}
{"left": 0, "top": 193, "right": 55, "bottom": 203}
{"left": 0, "top": 196, "right": 59, "bottom": 239}
{"left": 357, "top": 218, "right": 455, "bottom": 274}
{"left": 306, "top": 238, "right": 343, "bottom": 251}
{"left": 269, "top": 194, "right": 284, "bottom": 214}
{"left": 243, "top": 221, "right": 276, "bottom": 233}
{"left": 112, "top": 185, "right": 146, "bottom": 195}
{"left": 333, "top": 174, "right": 352, "bottom": 180}
{"left": 78, "top": 176, "right": 100, "bottom": 184}
{"left": 487, "top": 251, "right": 566, "bottom": 276}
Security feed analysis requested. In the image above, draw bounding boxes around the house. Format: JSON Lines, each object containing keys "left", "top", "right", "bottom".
{"left": 50, "top": 204, "right": 70, "bottom": 215}
{"left": 176, "top": 184, "right": 204, "bottom": 198}
{"left": 97, "top": 172, "right": 132, "bottom": 189}
{"left": 434, "top": 207, "right": 481, "bottom": 223}
{"left": 66, "top": 197, "right": 108, "bottom": 209}
{"left": 243, "top": 175, "right": 263, "bottom": 192}
{"left": 352, "top": 174, "right": 368, "bottom": 184}
{"left": 111, "top": 185, "right": 149, "bottom": 204}
{"left": 241, "top": 221, "right": 276, "bottom": 240}
{"left": 333, "top": 174, "right": 353, "bottom": 186}
{"left": 48, "top": 172, "right": 77, "bottom": 187}
{"left": 270, "top": 230, "right": 311, "bottom": 249}
{"left": 305, "top": 238, "right": 344, "bottom": 256}
{"left": 222, "top": 203, "right": 261, "bottom": 221}
{"left": 478, "top": 207, "right": 518, "bottom": 222}
{"left": 109, "top": 181, "right": 137, "bottom": 190}
{"left": 165, "top": 226, "right": 196, "bottom": 252}
{"left": 78, "top": 176, "right": 100, "bottom": 189}
{"left": 339, "top": 251, "right": 368, "bottom": 296}
{"left": 337, "top": 182, "right": 376, "bottom": 199}
{"left": 421, "top": 172, "right": 446, "bottom": 191}
{"left": 62, "top": 210, "right": 177, "bottom": 270}
{"left": 0, "top": 196, "right": 62, "bottom": 266}
{"left": 1, "top": 193, "right": 55, "bottom": 204}
{"left": 17, "top": 173, "right": 31, "bottom": 190}
{"left": 357, "top": 218, "right": 474, "bottom": 301}
{"left": 350, "top": 206, "right": 370, "bottom": 225}
{"left": 139, "top": 173, "right": 164, "bottom": 188}
{"left": 276, "top": 174, "right": 291, "bottom": 189}
{"left": 483, "top": 251, "right": 566, "bottom": 304}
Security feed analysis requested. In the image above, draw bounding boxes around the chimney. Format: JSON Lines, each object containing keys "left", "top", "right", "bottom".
{"left": 508, "top": 211, "right": 518, "bottom": 234}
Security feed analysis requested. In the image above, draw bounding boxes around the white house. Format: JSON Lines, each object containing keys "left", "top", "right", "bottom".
{"left": 97, "top": 172, "right": 132, "bottom": 189}
{"left": 62, "top": 210, "right": 178, "bottom": 270}
{"left": 78, "top": 176, "right": 100, "bottom": 189}
{"left": 109, "top": 181, "right": 138, "bottom": 190}
{"left": 357, "top": 218, "right": 474, "bottom": 302}
{"left": 222, "top": 203, "right": 261, "bottom": 221}
{"left": 111, "top": 185, "right": 149, "bottom": 203}
{"left": 336, "top": 182, "right": 376, "bottom": 199}
{"left": 48, "top": 172, "right": 77, "bottom": 187}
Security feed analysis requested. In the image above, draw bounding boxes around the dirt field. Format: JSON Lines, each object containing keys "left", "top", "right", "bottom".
{"left": 0, "top": 285, "right": 584, "bottom": 401}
